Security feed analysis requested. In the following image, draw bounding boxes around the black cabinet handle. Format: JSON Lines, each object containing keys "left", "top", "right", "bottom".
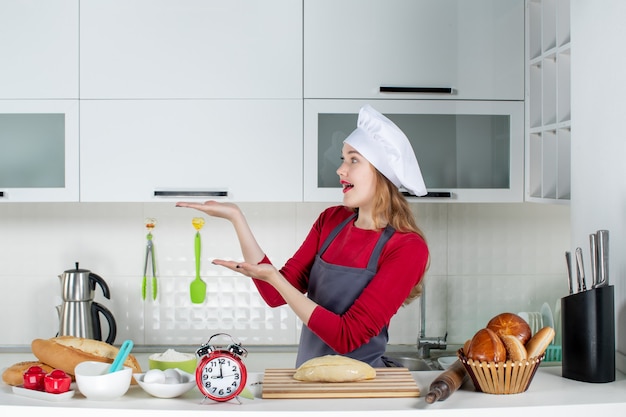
{"left": 380, "top": 86, "right": 453, "bottom": 94}
{"left": 402, "top": 191, "right": 452, "bottom": 198}
{"left": 0, "top": 191, "right": 4, "bottom": 197}
{"left": 154, "top": 190, "right": 228, "bottom": 197}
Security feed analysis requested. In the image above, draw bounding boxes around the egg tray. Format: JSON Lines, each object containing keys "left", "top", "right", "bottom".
{"left": 457, "top": 349, "right": 544, "bottom": 395}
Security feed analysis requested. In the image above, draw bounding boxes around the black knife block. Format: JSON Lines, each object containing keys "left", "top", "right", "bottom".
{"left": 561, "top": 285, "right": 615, "bottom": 383}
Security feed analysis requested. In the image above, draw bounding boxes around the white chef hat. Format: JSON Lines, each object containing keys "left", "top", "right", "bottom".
{"left": 344, "top": 105, "right": 427, "bottom": 196}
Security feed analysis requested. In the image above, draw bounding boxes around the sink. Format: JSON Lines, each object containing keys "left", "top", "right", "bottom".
{"left": 384, "top": 347, "right": 462, "bottom": 371}
{"left": 384, "top": 353, "right": 441, "bottom": 371}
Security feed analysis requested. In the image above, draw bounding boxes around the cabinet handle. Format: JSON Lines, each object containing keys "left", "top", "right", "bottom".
{"left": 154, "top": 190, "right": 228, "bottom": 197}
{"left": 0, "top": 191, "right": 4, "bottom": 198}
{"left": 380, "top": 86, "right": 453, "bottom": 94}
{"left": 402, "top": 191, "right": 452, "bottom": 198}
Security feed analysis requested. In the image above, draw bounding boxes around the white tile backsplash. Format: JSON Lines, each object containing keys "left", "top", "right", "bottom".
{"left": 0, "top": 202, "right": 570, "bottom": 348}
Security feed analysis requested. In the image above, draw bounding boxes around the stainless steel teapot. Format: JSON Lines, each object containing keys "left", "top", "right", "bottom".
{"left": 56, "top": 262, "right": 117, "bottom": 344}
{"left": 59, "top": 262, "right": 111, "bottom": 301}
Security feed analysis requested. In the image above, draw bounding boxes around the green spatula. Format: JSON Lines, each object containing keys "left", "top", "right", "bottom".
{"left": 190, "top": 217, "right": 206, "bottom": 304}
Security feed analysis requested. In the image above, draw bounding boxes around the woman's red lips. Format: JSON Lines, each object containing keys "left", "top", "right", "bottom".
{"left": 340, "top": 180, "right": 354, "bottom": 193}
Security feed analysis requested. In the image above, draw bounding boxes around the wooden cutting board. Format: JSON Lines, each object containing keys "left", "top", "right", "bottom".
{"left": 262, "top": 368, "right": 420, "bottom": 399}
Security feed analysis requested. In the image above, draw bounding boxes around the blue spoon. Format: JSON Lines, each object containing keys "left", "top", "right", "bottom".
{"left": 108, "top": 340, "right": 134, "bottom": 373}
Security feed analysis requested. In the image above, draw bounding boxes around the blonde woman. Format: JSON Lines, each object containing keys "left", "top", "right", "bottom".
{"left": 177, "top": 105, "right": 429, "bottom": 367}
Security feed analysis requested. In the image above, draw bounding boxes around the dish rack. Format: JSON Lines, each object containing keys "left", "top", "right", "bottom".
{"left": 543, "top": 345, "right": 562, "bottom": 362}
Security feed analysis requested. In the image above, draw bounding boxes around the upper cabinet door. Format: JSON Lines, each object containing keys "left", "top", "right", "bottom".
{"left": 304, "top": 99, "right": 524, "bottom": 203}
{"left": 0, "top": 100, "right": 79, "bottom": 202}
{"left": 0, "top": 0, "right": 78, "bottom": 99}
{"left": 304, "top": 0, "right": 524, "bottom": 101}
{"left": 79, "top": 99, "right": 302, "bottom": 202}
{"left": 80, "top": 0, "right": 302, "bottom": 99}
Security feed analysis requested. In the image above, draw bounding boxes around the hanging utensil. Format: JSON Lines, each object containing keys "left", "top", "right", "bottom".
{"left": 142, "top": 218, "right": 157, "bottom": 301}
{"left": 190, "top": 217, "right": 206, "bottom": 304}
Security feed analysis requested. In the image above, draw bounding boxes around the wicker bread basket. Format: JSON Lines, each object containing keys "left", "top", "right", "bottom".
{"left": 457, "top": 349, "right": 543, "bottom": 394}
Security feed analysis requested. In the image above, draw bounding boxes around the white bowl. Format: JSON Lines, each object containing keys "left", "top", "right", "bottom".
{"left": 74, "top": 361, "right": 132, "bottom": 400}
{"left": 134, "top": 369, "right": 196, "bottom": 398}
{"left": 437, "top": 356, "right": 459, "bottom": 370}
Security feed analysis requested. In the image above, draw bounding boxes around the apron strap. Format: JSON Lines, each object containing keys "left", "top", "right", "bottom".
{"left": 318, "top": 213, "right": 356, "bottom": 254}
{"left": 366, "top": 225, "right": 395, "bottom": 272}
{"left": 318, "top": 212, "right": 396, "bottom": 273}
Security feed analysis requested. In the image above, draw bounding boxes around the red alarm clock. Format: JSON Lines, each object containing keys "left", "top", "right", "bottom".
{"left": 195, "top": 333, "right": 248, "bottom": 402}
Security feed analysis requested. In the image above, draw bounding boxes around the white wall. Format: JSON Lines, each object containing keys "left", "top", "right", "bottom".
{"left": 0, "top": 202, "right": 569, "bottom": 350}
{"left": 571, "top": 1, "right": 626, "bottom": 372}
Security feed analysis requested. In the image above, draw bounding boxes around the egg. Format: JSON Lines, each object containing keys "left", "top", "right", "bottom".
{"left": 163, "top": 369, "right": 182, "bottom": 384}
{"left": 165, "top": 376, "right": 180, "bottom": 384}
{"left": 143, "top": 369, "right": 166, "bottom": 384}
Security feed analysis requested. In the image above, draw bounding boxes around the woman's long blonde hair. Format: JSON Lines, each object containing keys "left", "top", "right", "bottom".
{"left": 357, "top": 169, "right": 430, "bottom": 305}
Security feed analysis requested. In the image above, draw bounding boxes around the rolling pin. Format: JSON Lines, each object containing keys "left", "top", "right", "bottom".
{"left": 425, "top": 360, "right": 468, "bottom": 404}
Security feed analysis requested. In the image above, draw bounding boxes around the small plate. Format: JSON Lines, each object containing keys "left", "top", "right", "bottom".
{"left": 541, "top": 302, "right": 554, "bottom": 332}
{"left": 12, "top": 386, "right": 75, "bottom": 402}
{"left": 532, "top": 311, "right": 542, "bottom": 334}
{"left": 517, "top": 311, "right": 530, "bottom": 328}
{"left": 553, "top": 300, "right": 561, "bottom": 345}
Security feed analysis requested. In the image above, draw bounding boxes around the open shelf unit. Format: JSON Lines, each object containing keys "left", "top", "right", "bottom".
{"left": 526, "top": 0, "right": 571, "bottom": 204}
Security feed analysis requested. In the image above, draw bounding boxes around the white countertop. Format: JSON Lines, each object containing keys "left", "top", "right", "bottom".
{"left": 2, "top": 352, "right": 626, "bottom": 416}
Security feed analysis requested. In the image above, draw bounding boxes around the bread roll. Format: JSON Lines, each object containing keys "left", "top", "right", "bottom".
{"left": 462, "top": 339, "right": 471, "bottom": 356}
{"left": 2, "top": 361, "right": 55, "bottom": 386}
{"left": 293, "top": 355, "right": 376, "bottom": 382}
{"left": 31, "top": 336, "right": 142, "bottom": 379}
{"left": 500, "top": 334, "right": 528, "bottom": 361}
{"left": 487, "top": 312, "right": 532, "bottom": 345}
{"left": 525, "top": 326, "right": 555, "bottom": 359}
{"left": 467, "top": 328, "right": 507, "bottom": 363}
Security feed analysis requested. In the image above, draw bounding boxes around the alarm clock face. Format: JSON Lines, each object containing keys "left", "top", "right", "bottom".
{"left": 196, "top": 351, "right": 247, "bottom": 401}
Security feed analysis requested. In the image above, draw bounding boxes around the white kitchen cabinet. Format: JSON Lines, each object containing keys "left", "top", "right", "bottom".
{"left": 79, "top": 0, "right": 302, "bottom": 99}
{"left": 526, "top": 0, "right": 571, "bottom": 203}
{"left": 0, "top": 0, "right": 78, "bottom": 99}
{"left": 304, "top": 99, "right": 524, "bottom": 203}
{"left": 79, "top": 100, "right": 302, "bottom": 202}
{"left": 0, "top": 100, "right": 79, "bottom": 202}
{"left": 304, "top": 0, "right": 524, "bottom": 101}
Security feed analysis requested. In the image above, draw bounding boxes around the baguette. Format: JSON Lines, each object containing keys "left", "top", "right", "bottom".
{"left": 31, "top": 336, "right": 142, "bottom": 378}
{"left": 2, "top": 361, "right": 54, "bottom": 386}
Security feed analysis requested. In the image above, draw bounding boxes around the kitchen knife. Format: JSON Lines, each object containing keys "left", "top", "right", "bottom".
{"left": 565, "top": 251, "right": 574, "bottom": 294}
{"left": 575, "top": 247, "right": 587, "bottom": 292}
{"left": 589, "top": 233, "right": 598, "bottom": 288}
{"left": 596, "top": 230, "right": 609, "bottom": 287}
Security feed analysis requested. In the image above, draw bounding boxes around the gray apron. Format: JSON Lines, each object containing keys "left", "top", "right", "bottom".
{"left": 296, "top": 213, "right": 395, "bottom": 368}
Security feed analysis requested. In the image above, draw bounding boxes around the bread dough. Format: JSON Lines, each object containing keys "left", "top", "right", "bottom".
{"left": 293, "top": 355, "right": 376, "bottom": 382}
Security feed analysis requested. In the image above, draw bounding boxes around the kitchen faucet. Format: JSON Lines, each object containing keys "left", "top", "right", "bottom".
{"left": 417, "top": 286, "right": 447, "bottom": 359}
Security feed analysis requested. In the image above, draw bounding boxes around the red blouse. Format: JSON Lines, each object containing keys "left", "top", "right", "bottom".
{"left": 253, "top": 205, "right": 429, "bottom": 354}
